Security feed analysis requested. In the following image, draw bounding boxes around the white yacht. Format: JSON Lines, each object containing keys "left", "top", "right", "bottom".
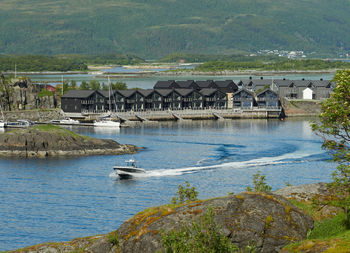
{"left": 93, "top": 118, "right": 120, "bottom": 127}
{"left": 113, "top": 159, "right": 146, "bottom": 179}
{"left": 50, "top": 118, "right": 80, "bottom": 125}
{"left": 60, "top": 118, "right": 80, "bottom": 124}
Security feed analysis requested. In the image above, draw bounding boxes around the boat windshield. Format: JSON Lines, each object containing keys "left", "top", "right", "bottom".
{"left": 125, "top": 159, "right": 136, "bottom": 167}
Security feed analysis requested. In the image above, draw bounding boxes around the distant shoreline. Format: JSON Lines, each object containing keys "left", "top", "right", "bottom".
{"left": 155, "top": 69, "right": 338, "bottom": 76}
{"left": 3, "top": 67, "right": 338, "bottom": 78}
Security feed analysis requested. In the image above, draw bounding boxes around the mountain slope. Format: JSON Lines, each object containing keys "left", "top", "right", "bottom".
{"left": 0, "top": 0, "right": 349, "bottom": 57}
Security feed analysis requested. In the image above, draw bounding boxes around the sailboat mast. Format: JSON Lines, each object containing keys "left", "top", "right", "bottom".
{"left": 61, "top": 75, "right": 64, "bottom": 96}
{"left": 108, "top": 76, "right": 112, "bottom": 113}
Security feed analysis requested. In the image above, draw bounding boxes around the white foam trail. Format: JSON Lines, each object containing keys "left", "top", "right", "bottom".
{"left": 142, "top": 149, "right": 323, "bottom": 178}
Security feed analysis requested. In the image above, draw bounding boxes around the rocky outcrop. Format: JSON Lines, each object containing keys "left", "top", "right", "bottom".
{"left": 0, "top": 76, "right": 58, "bottom": 111}
{"left": 274, "top": 182, "right": 342, "bottom": 220}
{"left": 3, "top": 109, "right": 64, "bottom": 122}
{"left": 0, "top": 126, "right": 139, "bottom": 158}
{"left": 9, "top": 191, "right": 315, "bottom": 253}
{"left": 116, "top": 192, "right": 313, "bottom": 253}
{"left": 274, "top": 182, "right": 330, "bottom": 201}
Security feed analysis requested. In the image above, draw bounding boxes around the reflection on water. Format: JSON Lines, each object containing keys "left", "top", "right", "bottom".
{"left": 93, "top": 127, "right": 120, "bottom": 135}
{"left": 0, "top": 119, "right": 334, "bottom": 251}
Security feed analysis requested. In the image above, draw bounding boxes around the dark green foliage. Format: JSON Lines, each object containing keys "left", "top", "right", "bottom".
{"left": 307, "top": 213, "right": 348, "bottom": 239}
{"left": 246, "top": 171, "right": 272, "bottom": 193}
{"left": 161, "top": 208, "right": 238, "bottom": 253}
{"left": 108, "top": 231, "right": 119, "bottom": 246}
{"left": 312, "top": 70, "right": 350, "bottom": 229}
{"left": 38, "top": 89, "right": 53, "bottom": 97}
{"left": 0, "top": 1, "right": 349, "bottom": 57}
{"left": 0, "top": 74, "right": 14, "bottom": 111}
{"left": 171, "top": 181, "right": 198, "bottom": 204}
{"left": 195, "top": 59, "right": 350, "bottom": 72}
{"left": 88, "top": 80, "right": 101, "bottom": 90}
{"left": 80, "top": 81, "right": 89, "bottom": 90}
{"left": 111, "top": 82, "right": 127, "bottom": 91}
{"left": 78, "top": 80, "right": 127, "bottom": 91}
{"left": 0, "top": 55, "right": 87, "bottom": 72}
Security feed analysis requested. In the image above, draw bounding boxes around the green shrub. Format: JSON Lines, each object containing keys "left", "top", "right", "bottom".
{"left": 161, "top": 208, "right": 238, "bottom": 253}
{"left": 38, "top": 89, "right": 53, "bottom": 97}
{"left": 171, "top": 181, "right": 198, "bottom": 204}
{"left": 108, "top": 231, "right": 119, "bottom": 246}
{"left": 246, "top": 171, "right": 272, "bottom": 192}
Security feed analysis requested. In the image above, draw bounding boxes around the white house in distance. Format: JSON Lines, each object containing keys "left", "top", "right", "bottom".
{"left": 302, "top": 87, "right": 314, "bottom": 99}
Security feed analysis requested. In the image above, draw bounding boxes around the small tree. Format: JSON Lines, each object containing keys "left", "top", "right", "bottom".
{"left": 111, "top": 81, "right": 127, "bottom": 90}
{"left": 171, "top": 181, "right": 198, "bottom": 204}
{"left": 311, "top": 70, "right": 350, "bottom": 228}
{"left": 246, "top": 171, "right": 272, "bottom": 192}
{"left": 70, "top": 80, "right": 77, "bottom": 89}
{"left": 80, "top": 80, "right": 89, "bottom": 90}
{"left": 89, "top": 80, "right": 101, "bottom": 90}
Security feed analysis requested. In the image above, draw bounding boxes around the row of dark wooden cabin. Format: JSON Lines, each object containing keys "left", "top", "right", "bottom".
{"left": 61, "top": 78, "right": 332, "bottom": 113}
{"left": 154, "top": 78, "right": 333, "bottom": 100}
{"left": 62, "top": 88, "right": 228, "bottom": 113}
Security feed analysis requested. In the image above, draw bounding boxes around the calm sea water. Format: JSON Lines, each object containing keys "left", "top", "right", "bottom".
{"left": 0, "top": 119, "right": 334, "bottom": 251}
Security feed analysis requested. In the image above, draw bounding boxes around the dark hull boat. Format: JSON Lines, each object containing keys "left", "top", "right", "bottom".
{"left": 113, "top": 159, "right": 146, "bottom": 179}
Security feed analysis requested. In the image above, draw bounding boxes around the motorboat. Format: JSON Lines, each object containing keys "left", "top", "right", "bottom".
{"left": 7, "top": 120, "right": 34, "bottom": 128}
{"left": 50, "top": 118, "right": 80, "bottom": 125}
{"left": 60, "top": 118, "right": 80, "bottom": 124}
{"left": 113, "top": 159, "right": 146, "bottom": 179}
{"left": 94, "top": 118, "right": 120, "bottom": 128}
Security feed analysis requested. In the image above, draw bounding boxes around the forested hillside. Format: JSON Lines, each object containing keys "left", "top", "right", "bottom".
{"left": 0, "top": 0, "right": 349, "bottom": 58}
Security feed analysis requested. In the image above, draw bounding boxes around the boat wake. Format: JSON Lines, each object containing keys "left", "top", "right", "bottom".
{"left": 109, "top": 149, "right": 324, "bottom": 179}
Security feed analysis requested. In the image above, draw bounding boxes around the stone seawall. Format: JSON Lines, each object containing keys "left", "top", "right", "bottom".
{"left": 281, "top": 98, "right": 322, "bottom": 117}
{"left": 3, "top": 109, "right": 64, "bottom": 122}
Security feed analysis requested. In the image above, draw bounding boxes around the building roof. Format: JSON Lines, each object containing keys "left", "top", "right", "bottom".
{"left": 232, "top": 88, "right": 255, "bottom": 97}
{"left": 273, "top": 79, "right": 294, "bottom": 87}
{"left": 137, "top": 89, "right": 154, "bottom": 97}
{"left": 199, "top": 88, "right": 218, "bottom": 96}
{"left": 154, "top": 89, "right": 173, "bottom": 97}
{"left": 98, "top": 90, "right": 112, "bottom": 98}
{"left": 61, "top": 90, "right": 95, "bottom": 98}
{"left": 214, "top": 80, "right": 236, "bottom": 88}
{"left": 293, "top": 80, "right": 312, "bottom": 87}
{"left": 117, "top": 89, "right": 137, "bottom": 98}
{"left": 311, "top": 79, "right": 331, "bottom": 88}
{"left": 153, "top": 80, "right": 177, "bottom": 89}
{"left": 239, "top": 79, "right": 253, "bottom": 86}
{"left": 256, "top": 88, "right": 277, "bottom": 97}
{"left": 251, "top": 79, "right": 274, "bottom": 86}
{"left": 196, "top": 80, "right": 216, "bottom": 88}
{"left": 174, "top": 88, "right": 194, "bottom": 96}
{"left": 176, "top": 80, "right": 197, "bottom": 89}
